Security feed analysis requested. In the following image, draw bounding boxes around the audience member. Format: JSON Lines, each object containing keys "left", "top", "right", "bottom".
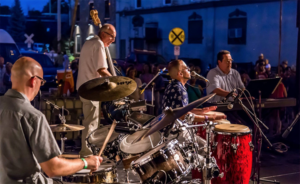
{"left": 55, "top": 52, "right": 64, "bottom": 67}
{"left": 255, "top": 61, "right": 268, "bottom": 79}
{"left": 63, "top": 52, "right": 70, "bottom": 69}
{"left": 187, "top": 70, "right": 202, "bottom": 103}
{"left": 278, "top": 60, "right": 288, "bottom": 76}
{"left": 126, "top": 66, "right": 144, "bottom": 101}
{"left": 153, "top": 64, "right": 166, "bottom": 115}
{"left": 0, "top": 56, "right": 6, "bottom": 95}
{"left": 3, "top": 62, "right": 12, "bottom": 92}
{"left": 255, "top": 53, "right": 265, "bottom": 66}
{"left": 240, "top": 69, "right": 251, "bottom": 87}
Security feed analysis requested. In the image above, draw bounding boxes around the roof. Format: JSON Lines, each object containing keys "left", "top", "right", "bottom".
{"left": 0, "top": 29, "right": 15, "bottom": 44}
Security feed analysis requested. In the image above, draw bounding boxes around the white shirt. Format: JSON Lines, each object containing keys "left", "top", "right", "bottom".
{"left": 77, "top": 35, "right": 108, "bottom": 90}
{"left": 0, "top": 65, "right": 6, "bottom": 94}
{"left": 206, "top": 66, "right": 244, "bottom": 102}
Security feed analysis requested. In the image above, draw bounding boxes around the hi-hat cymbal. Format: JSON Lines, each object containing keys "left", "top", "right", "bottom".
{"left": 50, "top": 124, "right": 85, "bottom": 132}
{"left": 78, "top": 76, "right": 137, "bottom": 102}
{"left": 133, "top": 93, "right": 216, "bottom": 143}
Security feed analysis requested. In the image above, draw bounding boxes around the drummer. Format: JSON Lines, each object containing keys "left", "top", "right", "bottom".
{"left": 77, "top": 24, "right": 116, "bottom": 157}
{"left": 0, "top": 57, "right": 103, "bottom": 184}
{"left": 162, "top": 59, "right": 226, "bottom": 121}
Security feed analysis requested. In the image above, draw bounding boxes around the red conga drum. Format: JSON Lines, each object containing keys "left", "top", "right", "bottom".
{"left": 211, "top": 124, "right": 253, "bottom": 184}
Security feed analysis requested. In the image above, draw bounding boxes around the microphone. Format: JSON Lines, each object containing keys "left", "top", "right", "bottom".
{"left": 221, "top": 89, "right": 236, "bottom": 103}
{"left": 44, "top": 100, "right": 70, "bottom": 115}
{"left": 191, "top": 71, "right": 209, "bottom": 83}
{"left": 160, "top": 67, "right": 166, "bottom": 74}
{"left": 227, "top": 88, "right": 244, "bottom": 109}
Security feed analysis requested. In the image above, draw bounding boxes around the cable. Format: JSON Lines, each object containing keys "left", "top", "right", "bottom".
{"left": 159, "top": 170, "right": 168, "bottom": 184}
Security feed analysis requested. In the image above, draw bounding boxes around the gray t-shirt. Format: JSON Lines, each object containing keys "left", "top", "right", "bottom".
{"left": 206, "top": 66, "right": 245, "bottom": 102}
{"left": 0, "top": 89, "right": 61, "bottom": 184}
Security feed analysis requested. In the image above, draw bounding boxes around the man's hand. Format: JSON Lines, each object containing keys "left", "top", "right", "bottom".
{"left": 193, "top": 106, "right": 217, "bottom": 114}
{"left": 85, "top": 156, "right": 103, "bottom": 172}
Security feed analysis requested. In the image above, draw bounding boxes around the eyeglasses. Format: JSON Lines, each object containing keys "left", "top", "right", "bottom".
{"left": 32, "top": 76, "right": 46, "bottom": 86}
{"left": 182, "top": 66, "right": 190, "bottom": 71}
{"left": 104, "top": 32, "right": 116, "bottom": 40}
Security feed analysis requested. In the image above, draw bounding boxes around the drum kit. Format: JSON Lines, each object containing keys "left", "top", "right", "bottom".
{"left": 49, "top": 76, "right": 256, "bottom": 184}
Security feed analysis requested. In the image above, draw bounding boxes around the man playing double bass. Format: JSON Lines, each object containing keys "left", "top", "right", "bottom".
{"left": 77, "top": 24, "right": 116, "bottom": 157}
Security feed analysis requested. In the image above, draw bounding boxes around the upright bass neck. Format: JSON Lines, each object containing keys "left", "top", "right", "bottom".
{"left": 90, "top": 9, "right": 117, "bottom": 76}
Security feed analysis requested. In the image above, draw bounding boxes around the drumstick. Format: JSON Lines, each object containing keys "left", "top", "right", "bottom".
{"left": 89, "top": 120, "right": 117, "bottom": 175}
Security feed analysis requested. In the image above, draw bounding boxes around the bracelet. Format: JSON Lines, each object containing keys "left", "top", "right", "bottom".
{"left": 81, "top": 158, "right": 88, "bottom": 169}
{"left": 204, "top": 115, "right": 208, "bottom": 121}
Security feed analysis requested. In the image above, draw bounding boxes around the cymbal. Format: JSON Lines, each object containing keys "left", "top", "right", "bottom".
{"left": 50, "top": 124, "right": 85, "bottom": 132}
{"left": 133, "top": 93, "right": 216, "bottom": 143}
{"left": 78, "top": 76, "right": 137, "bottom": 102}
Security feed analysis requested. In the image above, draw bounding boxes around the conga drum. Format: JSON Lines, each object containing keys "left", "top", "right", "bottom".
{"left": 211, "top": 124, "right": 253, "bottom": 184}
{"left": 57, "top": 69, "right": 74, "bottom": 94}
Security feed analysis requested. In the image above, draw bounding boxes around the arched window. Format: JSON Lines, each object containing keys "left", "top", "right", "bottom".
{"left": 188, "top": 12, "right": 203, "bottom": 44}
{"left": 228, "top": 9, "right": 247, "bottom": 45}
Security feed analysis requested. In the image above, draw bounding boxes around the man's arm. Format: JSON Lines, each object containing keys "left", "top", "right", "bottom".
{"left": 40, "top": 156, "right": 103, "bottom": 177}
{"left": 97, "top": 68, "right": 112, "bottom": 77}
{"left": 212, "top": 88, "right": 231, "bottom": 97}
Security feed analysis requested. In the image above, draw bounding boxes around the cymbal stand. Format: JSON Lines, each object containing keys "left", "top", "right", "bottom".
{"left": 59, "top": 106, "right": 67, "bottom": 154}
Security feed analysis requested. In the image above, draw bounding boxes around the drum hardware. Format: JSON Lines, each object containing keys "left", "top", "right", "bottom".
{"left": 133, "top": 93, "right": 216, "bottom": 143}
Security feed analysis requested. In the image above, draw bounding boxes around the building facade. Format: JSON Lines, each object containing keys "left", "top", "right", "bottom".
{"left": 115, "top": 0, "right": 297, "bottom": 70}
{"left": 72, "top": 0, "right": 117, "bottom": 57}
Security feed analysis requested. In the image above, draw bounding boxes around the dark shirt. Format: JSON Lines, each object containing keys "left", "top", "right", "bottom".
{"left": 162, "top": 79, "right": 189, "bottom": 110}
{"left": 0, "top": 89, "right": 61, "bottom": 184}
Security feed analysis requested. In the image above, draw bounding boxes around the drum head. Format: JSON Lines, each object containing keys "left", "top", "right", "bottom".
{"left": 214, "top": 119, "right": 231, "bottom": 124}
{"left": 214, "top": 124, "right": 250, "bottom": 133}
{"left": 87, "top": 125, "right": 119, "bottom": 148}
{"left": 120, "top": 129, "right": 161, "bottom": 154}
{"left": 204, "top": 111, "right": 225, "bottom": 116}
{"left": 76, "top": 159, "right": 115, "bottom": 174}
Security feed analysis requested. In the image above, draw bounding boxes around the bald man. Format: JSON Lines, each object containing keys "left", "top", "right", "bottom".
{"left": 162, "top": 59, "right": 225, "bottom": 121}
{"left": 77, "top": 23, "right": 116, "bottom": 157}
{"left": 0, "top": 57, "right": 103, "bottom": 184}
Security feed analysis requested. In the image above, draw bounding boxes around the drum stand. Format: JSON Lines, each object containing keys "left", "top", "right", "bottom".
{"left": 237, "top": 95, "right": 280, "bottom": 184}
{"left": 179, "top": 115, "right": 222, "bottom": 184}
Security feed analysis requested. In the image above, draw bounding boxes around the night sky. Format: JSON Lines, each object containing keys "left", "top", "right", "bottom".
{"left": 0, "top": 0, "right": 69, "bottom": 15}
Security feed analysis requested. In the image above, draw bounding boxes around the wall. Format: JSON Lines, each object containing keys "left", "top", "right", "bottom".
{"left": 116, "top": 0, "right": 298, "bottom": 70}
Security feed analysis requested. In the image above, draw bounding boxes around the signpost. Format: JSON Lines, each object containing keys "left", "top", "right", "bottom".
{"left": 24, "top": 33, "right": 34, "bottom": 49}
{"left": 169, "top": 27, "right": 185, "bottom": 59}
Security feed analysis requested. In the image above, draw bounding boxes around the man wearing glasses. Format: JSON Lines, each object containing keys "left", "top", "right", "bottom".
{"left": 77, "top": 23, "right": 116, "bottom": 157}
{"left": 0, "top": 57, "right": 103, "bottom": 184}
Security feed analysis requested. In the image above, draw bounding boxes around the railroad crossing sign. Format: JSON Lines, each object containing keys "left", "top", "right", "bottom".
{"left": 24, "top": 33, "right": 34, "bottom": 48}
{"left": 169, "top": 27, "right": 185, "bottom": 46}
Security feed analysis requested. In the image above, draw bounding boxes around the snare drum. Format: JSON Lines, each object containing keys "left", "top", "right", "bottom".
{"left": 211, "top": 124, "right": 253, "bottom": 184}
{"left": 120, "top": 129, "right": 162, "bottom": 169}
{"left": 131, "top": 139, "right": 190, "bottom": 183}
{"left": 87, "top": 125, "right": 121, "bottom": 160}
{"left": 64, "top": 159, "right": 117, "bottom": 183}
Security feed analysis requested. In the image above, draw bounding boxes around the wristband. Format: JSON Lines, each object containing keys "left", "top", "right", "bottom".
{"left": 81, "top": 158, "right": 88, "bottom": 169}
{"left": 204, "top": 115, "right": 208, "bottom": 121}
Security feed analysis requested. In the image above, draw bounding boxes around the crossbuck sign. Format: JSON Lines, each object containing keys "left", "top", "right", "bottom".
{"left": 24, "top": 34, "right": 34, "bottom": 48}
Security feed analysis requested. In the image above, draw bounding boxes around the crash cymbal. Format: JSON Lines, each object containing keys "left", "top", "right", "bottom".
{"left": 133, "top": 93, "right": 216, "bottom": 143}
{"left": 78, "top": 76, "right": 137, "bottom": 102}
{"left": 50, "top": 124, "right": 85, "bottom": 132}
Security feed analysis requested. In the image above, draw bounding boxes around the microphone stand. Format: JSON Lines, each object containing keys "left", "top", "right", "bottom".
{"left": 237, "top": 98, "right": 280, "bottom": 184}
{"left": 140, "top": 68, "right": 166, "bottom": 115}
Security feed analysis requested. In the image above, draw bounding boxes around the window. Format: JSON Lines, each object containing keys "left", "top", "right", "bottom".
{"left": 228, "top": 9, "right": 247, "bottom": 45}
{"left": 164, "top": 0, "right": 171, "bottom": 5}
{"left": 76, "top": 3, "right": 80, "bottom": 21}
{"left": 188, "top": 12, "right": 203, "bottom": 44}
{"left": 136, "top": 0, "right": 141, "bottom": 8}
{"left": 104, "top": 0, "right": 110, "bottom": 19}
{"left": 89, "top": 1, "right": 94, "bottom": 20}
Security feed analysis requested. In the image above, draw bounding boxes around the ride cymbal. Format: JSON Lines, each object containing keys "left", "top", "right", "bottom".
{"left": 78, "top": 76, "right": 137, "bottom": 102}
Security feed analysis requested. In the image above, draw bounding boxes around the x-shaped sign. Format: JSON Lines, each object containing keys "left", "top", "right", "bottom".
{"left": 24, "top": 34, "right": 34, "bottom": 44}
{"left": 171, "top": 30, "right": 183, "bottom": 44}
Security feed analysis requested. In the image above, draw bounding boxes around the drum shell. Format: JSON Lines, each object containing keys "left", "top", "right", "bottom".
{"left": 211, "top": 132, "right": 253, "bottom": 184}
{"left": 64, "top": 167, "right": 117, "bottom": 183}
{"left": 131, "top": 140, "right": 189, "bottom": 183}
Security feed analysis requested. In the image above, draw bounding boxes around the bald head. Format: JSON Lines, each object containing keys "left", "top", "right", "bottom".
{"left": 12, "top": 57, "right": 43, "bottom": 81}
{"left": 98, "top": 24, "right": 116, "bottom": 47}
{"left": 11, "top": 57, "right": 44, "bottom": 101}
